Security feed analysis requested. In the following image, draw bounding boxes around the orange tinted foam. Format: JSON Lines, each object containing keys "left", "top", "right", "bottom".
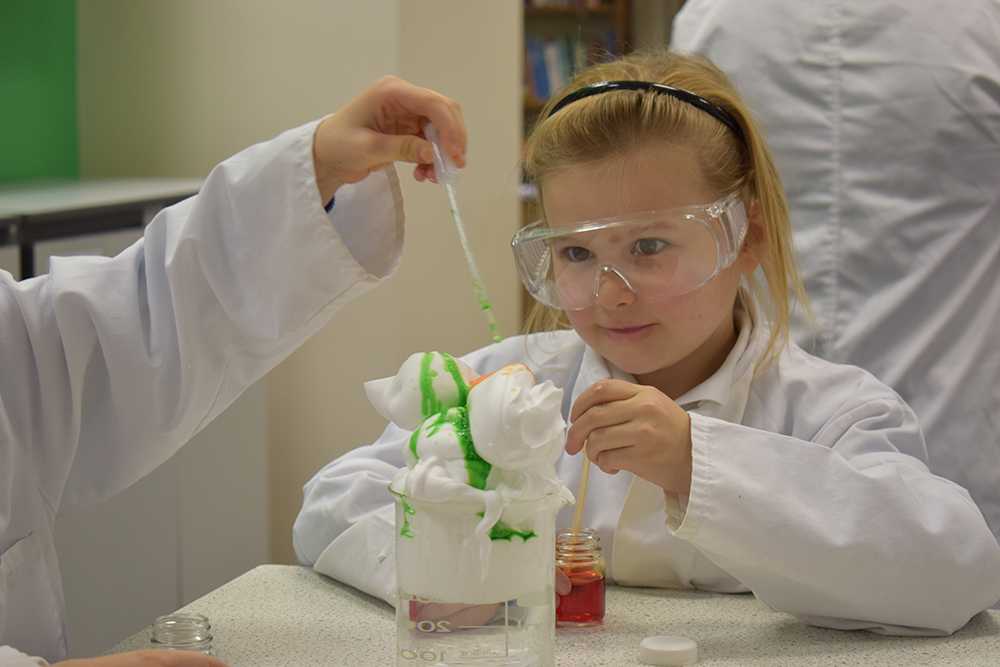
{"left": 469, "top": 363, "right": 534, "bottom": 389}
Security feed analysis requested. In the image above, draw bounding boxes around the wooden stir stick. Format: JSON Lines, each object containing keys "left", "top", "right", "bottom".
{"left": 570, "top": 444, "right": 591, "bottom": 541}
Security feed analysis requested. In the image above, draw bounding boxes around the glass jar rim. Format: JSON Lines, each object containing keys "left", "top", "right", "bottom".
{"left": 555, "top": 527, "right": 602, "bottom": 556}
{"left": 152, "top": 613, "right": 212, "bottom": 643}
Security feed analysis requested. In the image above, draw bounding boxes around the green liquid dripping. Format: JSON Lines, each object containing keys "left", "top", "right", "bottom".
{"left": 400, "top": 497, "right": 415, "bottom": 538}
{"left": 419, "top": 353, "right": 442, "bottom": 419}
{"left": 417, "top": 352, "right": 470, "bottom": 420}
{"left": 445, "top": 406, "right": 491, "bottom": 490}
{"left": 411, "top": 353, "right": 473, "bottom": 465}
{"left": 416, "top": 408, "right": 491, "bottom": 490}
{"left": 407, "top": 352, "right": 500, "bottom": 535}
{"left": 440, "top": 353, "right": 469, "bottom": 407}
{"left": 474, "top": 285, "right": 502, "bottom": 344}
{"left": 476, "top": 512, "right": 538, "bottom": 542}
{"left": 445, "top": 184, "right": 502, "bottom": 344}
{"left": 408, "top": 427, "right": 420, "bottom": 462}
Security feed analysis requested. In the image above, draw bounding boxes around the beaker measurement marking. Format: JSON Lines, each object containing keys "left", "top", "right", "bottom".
{"left": 413, "top": 620, "right": 452, "bottom": 633}
{"left": 399, "top": 649, "right": 446, "bottom": 661}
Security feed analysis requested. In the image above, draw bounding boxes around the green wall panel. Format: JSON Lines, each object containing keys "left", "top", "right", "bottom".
{"left": 0, "top": 0, "right": 78, "bottom": 183}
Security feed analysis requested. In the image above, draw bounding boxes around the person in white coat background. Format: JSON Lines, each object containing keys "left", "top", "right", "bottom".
{"left": 294, "top": 50, "right": 1000, "bottom": 637}
{"left": 0, "top": 75, "right": 466, "bottom": 667}
{"left": 671, "top": 0, "right": 1000, "bottom": 547}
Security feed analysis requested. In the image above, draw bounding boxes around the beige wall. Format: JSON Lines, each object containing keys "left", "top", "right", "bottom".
{"left": 79, "top": 0, "right": 399, "bottom": 178}
{"left": 633, "top": 0, "right": 686, "bottom": 50}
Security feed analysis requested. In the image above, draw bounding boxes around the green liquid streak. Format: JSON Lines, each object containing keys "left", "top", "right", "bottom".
{"left": 408, "top": 428, "right": 420, "bottom": 462}
{"left": 407, "top": 407, "right": 490, "bottom": 489}
{"left": 400, "top": 497, "right": 415, "bottom": 538}
{"left": 419, "top": 353, "right": 442, "bottom": 419}
{"left": 418, "top": 352, "right": 470, "bottom": 420}
{"left": 446, "top": 407, "right": 490, "bottom": 490}
{"left": 407, "top": 352, "right": 496, "bottom": 532}
{"left": 440, "top": 354, "right": 470, "bottom": 407}
{"left": 475, "top": 512, "right": 538, "bottom": 542}
{"left": 410, "top": 406, "right": 493, "bottom": 490}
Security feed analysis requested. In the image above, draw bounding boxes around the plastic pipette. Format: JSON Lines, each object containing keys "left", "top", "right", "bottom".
{"left": 424, "top": 123, "right": 502, "bottom": 343}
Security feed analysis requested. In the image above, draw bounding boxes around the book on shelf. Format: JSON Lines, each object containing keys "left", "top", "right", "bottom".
{"left": 523, "top": 28, "right": 619, "bottom": 104}
{"left": 524, "top": 35, "right": 551, "bottom": 101}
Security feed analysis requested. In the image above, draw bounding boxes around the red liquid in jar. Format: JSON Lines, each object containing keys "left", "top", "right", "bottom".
{"left": 556, "top": 570, "right": 605, "bottom": 625}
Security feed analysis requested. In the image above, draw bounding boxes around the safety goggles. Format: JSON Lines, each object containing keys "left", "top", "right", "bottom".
{"left": 511, "top": 193, "right": 748, "bottom": 311}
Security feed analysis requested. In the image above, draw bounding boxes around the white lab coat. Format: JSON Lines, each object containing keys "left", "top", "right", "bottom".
{"left": 0, "top": 119, "right": 405, "bottom": 664}
{"left": 671, "top": 0, "right": 1000, "bottom": 543}
{"left": 294, "top": 304, "right": 1000, "bottom": 636}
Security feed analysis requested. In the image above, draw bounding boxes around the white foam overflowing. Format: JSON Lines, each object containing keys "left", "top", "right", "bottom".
{"left": 369, "top": 352, "right": 573, "bottom": 602}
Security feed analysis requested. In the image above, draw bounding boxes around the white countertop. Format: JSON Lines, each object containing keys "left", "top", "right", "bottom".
{"left": 107, "top": 564, "right": 1000, "bottom": 666}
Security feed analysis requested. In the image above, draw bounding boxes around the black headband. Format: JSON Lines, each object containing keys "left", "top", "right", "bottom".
{"left": 546, "top": 80, "right": 747, "bottom": 144}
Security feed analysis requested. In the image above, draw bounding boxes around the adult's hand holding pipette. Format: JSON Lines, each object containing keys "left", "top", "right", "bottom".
{"left": 312, "top": 75, "right": 466, "bottom": 206}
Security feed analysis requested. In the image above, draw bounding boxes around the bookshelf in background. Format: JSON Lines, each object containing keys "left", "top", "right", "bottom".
{"left": 520, "top": 0, "right": 633, "bottom": 325}
{"left": 523, "top": 0, "right": 632, "bottom": 128}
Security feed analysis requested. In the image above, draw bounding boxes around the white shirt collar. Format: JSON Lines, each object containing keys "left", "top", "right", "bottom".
{"left": 673, "top": 303, "right": 758, "bottom": 420}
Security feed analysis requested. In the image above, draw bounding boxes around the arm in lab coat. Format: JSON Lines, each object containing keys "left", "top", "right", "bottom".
{"left": 0, "top": 120, "right": 405, "bottom": 518}
{"left": 675, "top": 372, "right": 1000, "bottom": 635}
{"left": 0, "top": 75, "right": 470, "bottom": 664}
{"left": 0, "top": 74, "right": 468, "bottom": 521}
{"left": 293, "top": 423, "right": 410, "bottom": 605}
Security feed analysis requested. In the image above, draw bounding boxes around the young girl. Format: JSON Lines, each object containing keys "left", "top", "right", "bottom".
{"left": 293, "top": 50, "right": 1000, "bottom": 636}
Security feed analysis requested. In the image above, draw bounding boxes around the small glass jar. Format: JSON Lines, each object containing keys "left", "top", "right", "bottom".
{"left": 555, "top": 527, "right": 606, "bottom": 626}
{"left": 150, "top": 613, "right": 217, "bottom": 656}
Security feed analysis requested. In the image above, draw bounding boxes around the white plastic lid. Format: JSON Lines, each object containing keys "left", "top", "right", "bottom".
{"left": 639, "top": 635, "right": 698, "bottom": 666}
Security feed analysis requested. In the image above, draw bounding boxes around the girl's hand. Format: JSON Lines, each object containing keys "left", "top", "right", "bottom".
{"left": 566, "top": 380, "right": 693, "bottom": 496}
{"left": 555, "top": 567, "right": 573, "bottom": 596}
{"left": 312, "top": 75, "right": 466, "bottom": 204}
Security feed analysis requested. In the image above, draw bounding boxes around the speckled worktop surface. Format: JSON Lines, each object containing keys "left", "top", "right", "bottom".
{"left": 108, "top": 564, "right": 999, "bottom": 666}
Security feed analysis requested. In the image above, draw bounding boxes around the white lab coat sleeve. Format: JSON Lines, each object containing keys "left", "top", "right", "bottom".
{"left": 0, "top": 118, "right": 404, "bottom": 518}
{"left": 674, "top": 400, "right": 1000, "bottom": 636}
{"left": 293, "top": 423, "right": 409, "bottom": 606}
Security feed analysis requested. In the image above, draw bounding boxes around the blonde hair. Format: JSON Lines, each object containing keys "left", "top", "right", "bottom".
{"left": 522, "top": 48, "right": 810, "bottom": 368}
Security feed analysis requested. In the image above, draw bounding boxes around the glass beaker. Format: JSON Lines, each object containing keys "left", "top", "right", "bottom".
{"left": 392, "top": 489, "right": 566, "bottom": 667}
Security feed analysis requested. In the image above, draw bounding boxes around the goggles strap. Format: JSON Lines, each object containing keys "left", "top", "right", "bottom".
{"left": 547, "top": 80, "right": 747, "bottom": 145}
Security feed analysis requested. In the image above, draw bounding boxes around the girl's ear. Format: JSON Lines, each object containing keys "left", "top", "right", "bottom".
{"left": 738, "top": 198, "right": 767, "bottom": 273}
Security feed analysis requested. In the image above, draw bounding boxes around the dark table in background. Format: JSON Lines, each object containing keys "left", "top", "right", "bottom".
{"left": 0, "top": 178, "right": 202, "bottom": 279}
